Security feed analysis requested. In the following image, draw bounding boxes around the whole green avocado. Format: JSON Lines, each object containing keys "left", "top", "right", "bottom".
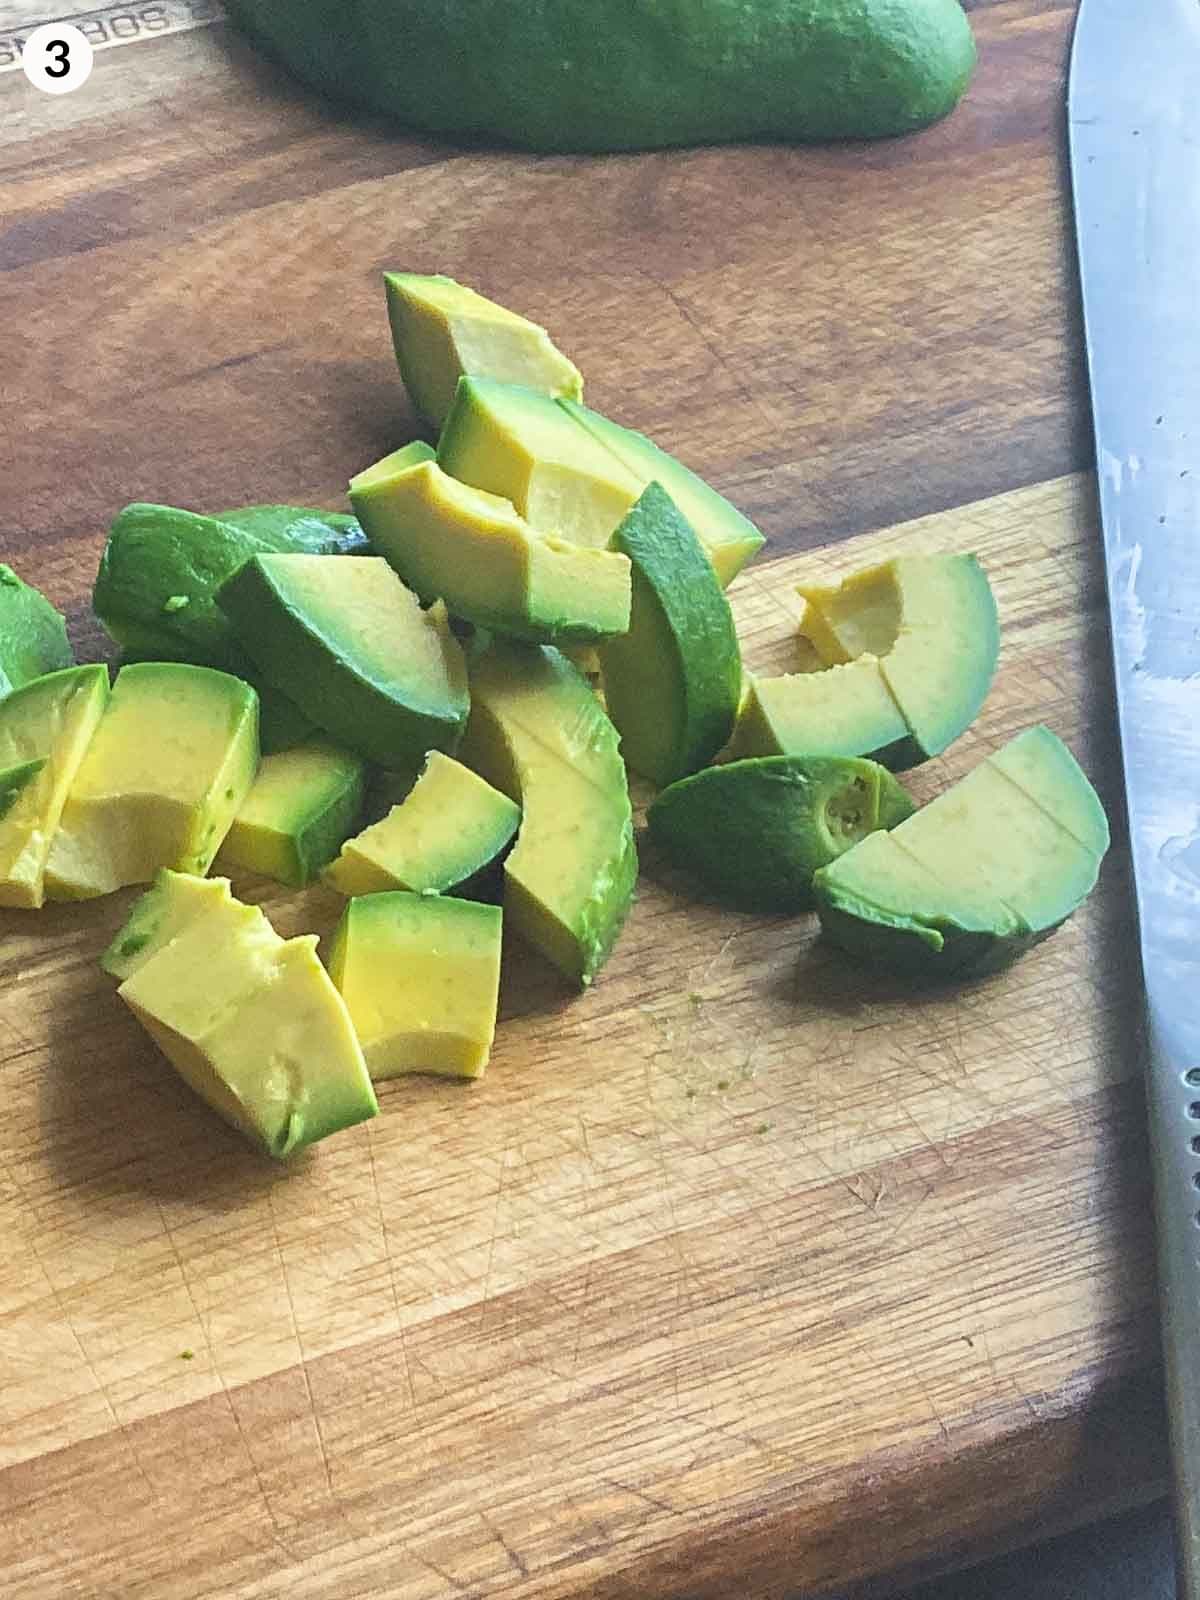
{"left": 225, "top": 0, "right": 976, "bottom": 153}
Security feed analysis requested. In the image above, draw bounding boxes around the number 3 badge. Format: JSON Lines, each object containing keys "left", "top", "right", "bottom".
{"left": 22, "top": 23, "right": 95, "bottom": 94}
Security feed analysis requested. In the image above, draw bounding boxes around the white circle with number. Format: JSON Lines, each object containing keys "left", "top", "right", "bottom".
{"left": 21, "top": 23, "right": 94, "bottom": 95}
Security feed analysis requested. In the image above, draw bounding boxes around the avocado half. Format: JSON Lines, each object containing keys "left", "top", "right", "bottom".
{"left": 224, "top": 0, "right": 976, "bottom": 153}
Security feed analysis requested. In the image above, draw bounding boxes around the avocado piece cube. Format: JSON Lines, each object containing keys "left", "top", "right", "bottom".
{"left": 561, "top": 401, "right": 765, "bottom": 584}
{"left": 648, "top": 755, "right": 915, "bottom": 911}
{"left": 44, "top": 662, "right": 259, "bottom": 901}
{"left": 797, "top": 554, "right": 1000, "bottom": 761}
{"left": 0, "top": 665, "right": 110, "bottom": 909}
{"left": 349, "top": 457, "right": 632, "bottom": 645}
{"left": 216, "top": 554, "right": 469, "bottom": 768}
{"left": 0, "top": 564, "right": 74, "bottom": 699}
{"left": 600, "top": 483, "right": 741, "bottom": 785}
{"left": 325, "top": 749, "right": 519, "bottom": 897}
{"left": 109, "top": 872, "right": 378, "bottom": 1158}
{"left": 102, "top": 868, "right": 240, "bottom": 980}
{"left": 438, "top": 378, "right": 645, "bottom": 552}
{"left": 732, "top": 655, "right": 918, "bottom": 769}
{"left": 216, "top": 738, "right": 366, "bottom": 888}
{"left": 813, "top": 727, "right": 1109, "bottom": 975}
{"left": 214, "top": 503, "right": 369, "bottom": 555}
{"left": 385, "top": 274, "right": 583, "bottom": 431}
{"left": 329, "top": 891, "right": 503, "bottom": 1080}
{"left": 460, "top": 641, "right": 636, "bottom": 986}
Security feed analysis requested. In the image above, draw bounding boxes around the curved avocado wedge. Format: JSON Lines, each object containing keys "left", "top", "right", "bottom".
{"left": 329, "top": 892, "right": 503, "bottom": 1080}
{"left": 737, "top": 553, "right": 998, "bottom": 768}
{"left": 600, "top": 483, "right": 741, "bottom": 786}
{"left": 216, "top": 738, "right": 367, "bottom": 888}
{"left": 44, "top": 663, "right": 259, "bottom": 902}
{"left": 813, "top": 726, "right": 1109, "bottom": 975}
{"left": 560, "top": 402, "right": 765, "bottom": 585}
{"left": 0, "top": 665, "right": 111, "bottom": 909}
{"left": 437, "top": 378, "right": 764, "bottom": 584}
{"left": 349, "top": 457, "right": 632, "bottom": 645}
{"left": 108, "top": 870, "right": 378, "bottom": 1159}
{"left": 730, "top": 657, "right": 919, "bottom": 769}
{"left": 325, "top": 749, "right": 520, "bottom": 898}
{"left": 385, "top": 274, "right": 583, "bottom": 431}
{"left": 0, "top": 564, "right": 73, "bottom": 700}
{"left": 648, "top": 755, "right": 914, "bottom": 912}
{"left": 224, "top": 0, "right": 975, "bottom": 154}
{"left": 460, "top": 641, "right": 636, "bottom": 986}
{"left": 216, "top": 553, "right": 469, "bottom": 768}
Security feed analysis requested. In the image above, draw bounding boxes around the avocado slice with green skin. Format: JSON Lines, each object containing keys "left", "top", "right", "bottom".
{"left": 460, "top": 640, "right": 636, "bottom": 986}
{"left": 0, "top": 665, "right": 111, "bottom": 909}
{"left": 600, "top": 483, "right": 742, "bottom": 786}
{"left": 648, "top": 755, "right": 915, "bottom": 912}
{"left": 109, "top": 870, "right": 378, "bottom": 1159}
{"left": 798, "top": 553, "right": 999, "bottom": 762}
{"left": 813, "top": 726, "right": 1109, "bottom": 975}
{"left": 44, "top": 663, "right": 259, "bottom": 902}
{"left": 349, "top": 457, "right": 632, "bottom": 645}
{"left": 385, "top": 274, "right": 583, "bottom": 431}
{"left": 215, "top": 737, "right": 367, "bottom": 888}
{"left": 438, "top": 378, "right": 646, "bottom": 553}
{"left": 325, "top": 749, "right": 519, "bottom": 898}
{"left": 329, "top": 891, "right": 503, "bottom": 1080}
{"left": 560, "top": 402, "right": 765, "bottom": 585}
{"left": 0, "top": 564, "right": 74, "bottom": 700}
{"left": 95, "top": 503, "right": 315, "bottom": 750}
{"left": 215, "top": 503, "right": 370, "bottom": 556}
{"left": 216, "top": 554, "right": 469, "bottom": 768}
{"left": 731, "top": 656, "right": 920, "bottom": 769}
{"left": 224, "top": 0, "right": 975, "bottom": 155}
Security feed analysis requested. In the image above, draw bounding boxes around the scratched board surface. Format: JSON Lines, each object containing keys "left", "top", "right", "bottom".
{"left": 0, "top": 5, "right": 1163, "bottom": 1599}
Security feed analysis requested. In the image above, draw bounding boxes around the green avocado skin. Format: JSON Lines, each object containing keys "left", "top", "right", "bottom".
{"left": 648, "top": 754, "right": 915, "bottom": 912}
{"left": 224, "top": 0, "right": 976, "bottom": 153}
{"left": 216, "top": 505, "right": 370, "bottom": 557}
{"left": 0, "top": 565, "right": 74, "bottom": 700}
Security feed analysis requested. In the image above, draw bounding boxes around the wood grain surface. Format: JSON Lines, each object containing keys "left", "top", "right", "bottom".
{"left": 1, "top": 3, "right": 1160, "bottom": 1597}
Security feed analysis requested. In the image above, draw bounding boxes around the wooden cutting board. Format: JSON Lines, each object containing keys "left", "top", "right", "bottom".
{"left": 0, "top": 3, "right": 1164, "bottom": 1597}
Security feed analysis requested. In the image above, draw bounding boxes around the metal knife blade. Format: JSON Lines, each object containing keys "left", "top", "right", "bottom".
{"left": 1069, "top": 1, "right": 1200, "bottom": 1590}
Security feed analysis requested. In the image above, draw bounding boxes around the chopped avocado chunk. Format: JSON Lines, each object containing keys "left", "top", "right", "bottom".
{"left": 94, "top": 502, "right": 313, "bottom": 749}
{"left": 347, "top": 439, "right": 436, "bottom": 495}
{"left": 0, "top": 665, "right": 110, "bottom": 909}
{"left": 44, "top": 663, "right": 259, "bottom": 901}
{"left": 797, "top": 554, "right": 999, "bottom": 761}
{"left": 600, "top": 482, "right": 741, "bottom": 784}
{"left": 731, "top": 656, "right": 918, "bottom": 768}
{"left": 216, "top": 554, "right": 469, "bottom": 768}
{"left": 216, "top": 737, "right": 366, "bottom": 887}
{"left": 438, "top": 378, "right": 645, "bottom": 552}
{"left": 349, "top": 457, "right": 632, "bottom": 645}
{"left": 102, "top": 869, "right": 239, "bottom": 980}
{"left": 215, "top": 504, "right": 370, "bottom": 556}
{"left": 561, "top": 402, "right": 765, "bottom": 584}
{"left": 0, "top": 564, "right": 73, "bottom": 698}
{"left": 814, "top": 830, "right": 1022, "bottom": 975}
{"left": 325, "top": 749, "right": 519, "bottom": 897}
{"left": 110, "top": 872, "right": 377, "bottom": 1157}
{"left": 329, "top": 891, "right": 503, "bottom": 1080}
{"left": 385, "top": 274, "right": 583, "bottom": 431}
{"left": 813, "top": 727, "right": 1109, "bottom": 974}
{"left": 460, "top": 641, "right": 636, "bottom": 985}
{"left": 648, "top": 755, "right": 915, "bottom": 911}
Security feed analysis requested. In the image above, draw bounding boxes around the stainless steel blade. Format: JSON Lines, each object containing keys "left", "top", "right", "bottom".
{"left": 1070, "top": 0, "right": 1200, "bottom": 1589}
